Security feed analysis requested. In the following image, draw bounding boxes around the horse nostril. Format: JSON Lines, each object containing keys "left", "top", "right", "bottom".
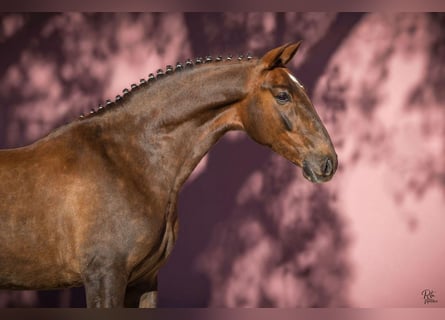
{"left": 322, "top": 157, "right": 333, "bottom": 176}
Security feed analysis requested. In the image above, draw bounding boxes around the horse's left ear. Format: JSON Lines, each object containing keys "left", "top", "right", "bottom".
{"left": 261, "top": 41, "right": 302, "bottom": 69}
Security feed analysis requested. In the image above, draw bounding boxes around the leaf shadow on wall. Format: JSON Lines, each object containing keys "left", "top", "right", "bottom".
{"left": 158, "top": 13, "right": 364, "bottom": 307}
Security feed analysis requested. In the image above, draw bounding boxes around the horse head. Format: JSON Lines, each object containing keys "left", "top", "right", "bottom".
{"left": 239, "top": 42, "right": 338, "bottom": 183}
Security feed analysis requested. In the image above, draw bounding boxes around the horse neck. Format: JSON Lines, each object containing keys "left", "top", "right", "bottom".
{"left": 127, "top": 62, "right": 251, "bottom": 127}
{"left": 88, "top": 61, "right": 253, "bottom": 193}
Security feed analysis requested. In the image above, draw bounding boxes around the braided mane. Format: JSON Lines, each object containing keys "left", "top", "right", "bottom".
{"left": 79, "top": 53, "right": 255, "bottom": 120}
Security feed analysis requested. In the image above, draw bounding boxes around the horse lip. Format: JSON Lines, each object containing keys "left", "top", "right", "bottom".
{"left": 302, "top": 160, "right": 332, "bottom": 183}
{"left": 302, "top": 162, "right": 317, "bottom": 183}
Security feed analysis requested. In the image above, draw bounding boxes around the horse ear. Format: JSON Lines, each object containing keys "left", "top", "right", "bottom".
{"left": 261, "top": 41, "right": 302, "bottom": 69}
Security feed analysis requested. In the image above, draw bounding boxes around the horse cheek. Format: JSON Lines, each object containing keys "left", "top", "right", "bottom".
{"left": 242, "top": 101, "right": 270, "bottom": 145}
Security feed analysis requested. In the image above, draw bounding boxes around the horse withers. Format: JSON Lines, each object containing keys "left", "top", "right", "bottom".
{"left": 0, "top": 42, "right": 337, "bottom": 307}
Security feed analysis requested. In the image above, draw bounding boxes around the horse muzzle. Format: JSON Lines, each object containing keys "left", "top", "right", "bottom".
{"left": 302, "top": 154, "right": 337, "bottom": 183}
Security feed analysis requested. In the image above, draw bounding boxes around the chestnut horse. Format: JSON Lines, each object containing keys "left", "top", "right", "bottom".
{"left": 0, "top": 42, "right": 337, "bottom": 307}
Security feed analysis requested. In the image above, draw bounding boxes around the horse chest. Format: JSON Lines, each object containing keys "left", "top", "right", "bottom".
{"left": 125, "top": 214, "right": 178, "bottom": 284}
{"left": 97, "top": 188, "right": 179, "bottom": 280}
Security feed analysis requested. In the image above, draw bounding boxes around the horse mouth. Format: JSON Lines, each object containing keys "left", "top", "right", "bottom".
{"left": 302, "top": 157, "right": 336, "bottom": 183}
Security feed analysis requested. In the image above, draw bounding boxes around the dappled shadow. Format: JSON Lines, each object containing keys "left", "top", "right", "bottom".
{"left": 405, "top": 13, "right": 445, "bottom": 194}
{"left": 159, "top": 13, "right": 360, "bottom": 307}
{"left": 1, "top": 13, "right": 443, "bottom": 308}
{"left": 0, "top": 12, "right": 360, "bottom": 308}
{"left": 0, "top": 12, "right": 191, "bottom": 307}
{"left": 311, "top": 13, "right": 445, "bottom": 305}
{"left": 195, "top": 155, "right": 350, "bottom": 307}
{"left": 158, "top": 135, "right": 272, "bottom": 307}
{"left": 0, "top": 13, "right": 190, "bottom": 149}
{"left": 315, "top": 13, "right": 444, "bottom": 228}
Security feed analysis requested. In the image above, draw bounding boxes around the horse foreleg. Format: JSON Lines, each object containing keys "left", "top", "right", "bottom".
{"left": 124, "top": 279, "right": 158, "bottom": 308}
{"left": 139, "top": 291, "right": 158, "bottom": 308}
{"left": 83, "top": 263, "right": 128, "bottom": 308}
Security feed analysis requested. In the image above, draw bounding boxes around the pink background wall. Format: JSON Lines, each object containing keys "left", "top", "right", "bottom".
{"left": 0, "top": 13, "right": 443, "bottom": 307}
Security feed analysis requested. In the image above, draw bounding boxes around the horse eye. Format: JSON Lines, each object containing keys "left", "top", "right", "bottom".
{"left": 275, "top": 92, "right": 291, "bottom": 104}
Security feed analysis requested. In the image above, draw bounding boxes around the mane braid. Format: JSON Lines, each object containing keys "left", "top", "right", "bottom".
{"left": 78, "top": 52, "right": 254, "bottom": 120}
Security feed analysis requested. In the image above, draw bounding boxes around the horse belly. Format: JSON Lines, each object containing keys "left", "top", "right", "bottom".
{"left": 0, "top": 182, "right": 82, "bottom": 289}
{"left": 0, "top": 235, "right": 81, "bottom": 290}
{"left": 0, "top": 257, "right": 82, "bottom": 290}
{"left": 0, "top": 206, "right": 82, "bottom": 289}
{"left": 127, "top": 218, "right": 178, "bottom": 285}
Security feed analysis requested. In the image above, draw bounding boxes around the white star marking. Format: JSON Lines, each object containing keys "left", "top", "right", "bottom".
{"left": 287, "top": 71, "right": 304, "bottom": 88}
